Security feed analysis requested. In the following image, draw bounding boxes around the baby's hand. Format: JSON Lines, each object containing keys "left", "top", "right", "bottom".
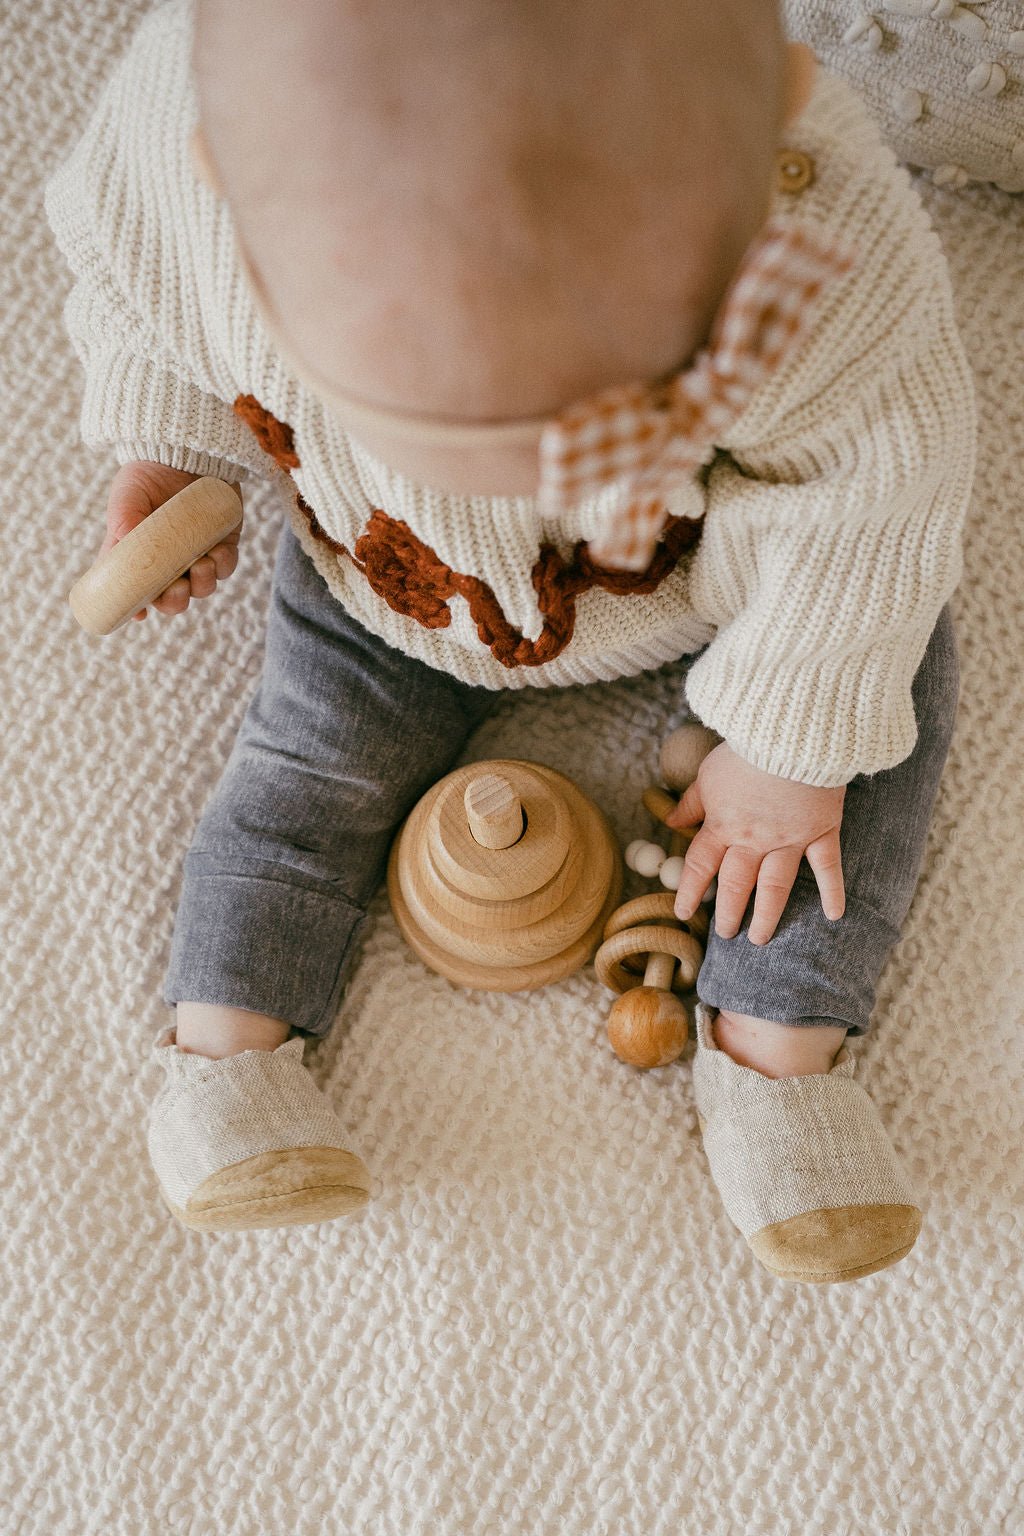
{"left": 666, "top": 742, "right": 846, "bottom": 945}
{"left": 100, "top": 461, "right": 243, "bottom": 621}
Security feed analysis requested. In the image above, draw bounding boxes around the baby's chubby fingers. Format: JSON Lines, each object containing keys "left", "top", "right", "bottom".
{"left": 150, "top": 548, "right": 232, "bottom": 614}
{"left": 747, "top": 846, "right": 804, "bottom": 944}
{"left": 203, "top": 491, "right": 243, "bottom": 585}
{"left": 154, "top": 525, "right": 241, "bottom": 611}
{"left": 805, "top": 828, "right": 846, "bottom": 921}
{"left": 149, "top": 575, "right": 192, "bottom": 615}
{"left": 209, "top": 536, "right": 240, "bottom": 582}
{"left": 184, "top": 552, "right": 218, "bottom": 598}
{"left": 666, "top": 778, "right": 703, "bottom": 830}
{"left": 710, "top": 844, "right": 765, "bottom": 939}
{"left": 672, "top": 824, "right": 727, "bottom": 922}
{"left": 103, "top": 462, "right": 235, "bottom": 620}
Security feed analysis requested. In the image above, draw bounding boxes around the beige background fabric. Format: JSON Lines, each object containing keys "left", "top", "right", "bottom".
{"left": 2, "top": 3, "right": 1022, "bottom": 1532}
{"left": 783, "top": 0, "right": 1024, "bottom": 192}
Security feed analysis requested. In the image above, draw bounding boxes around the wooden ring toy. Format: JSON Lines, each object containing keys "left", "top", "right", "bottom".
{"left": 595, "top": 722, "right": 722, "bottom": 1068}
{"left": 593, "top": 923, "right": 703, "bottom": 996}
{"left": 602, "top": 891, "right": 710, "bottom": 947}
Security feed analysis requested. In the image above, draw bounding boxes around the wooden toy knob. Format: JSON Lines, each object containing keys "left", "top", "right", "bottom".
{"left": 607, "top": 987, "right": 690, "bottom": 1069}
{"left": 658, "top": 722, "right": 721, "bottom": 792}
{"left": 67, "top": 477, "right": 244, "bottom": 636}
{"left": 464, "top": 773, "right": 523, "bottom": 849}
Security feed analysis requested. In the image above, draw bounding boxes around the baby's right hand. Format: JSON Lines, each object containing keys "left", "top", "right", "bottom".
{"left": 100, "top": 461, "right": 244, "bottom": 621}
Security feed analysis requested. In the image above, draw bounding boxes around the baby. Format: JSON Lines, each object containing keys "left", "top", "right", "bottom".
{"left": 46, "top": 0, "right": 975, "bottom": 1281}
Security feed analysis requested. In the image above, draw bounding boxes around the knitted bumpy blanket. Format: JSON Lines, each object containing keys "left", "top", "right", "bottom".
{"left": 1, "top": 3, "right": 1022, "bottom": 1532}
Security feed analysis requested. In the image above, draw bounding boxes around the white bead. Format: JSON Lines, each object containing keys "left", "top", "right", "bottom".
{"left": 658, "top": 856, "right": 686, "bottom": 892}
{"left": 949, "top": 6, "right": 988, "bottom": 40}
{"left": 966, "top": 60, "right": 1006, "bottom": 98}
{"left": 624, "top": 840, "right": 650, "bottom": 872}
{"left": 701, "top": 877, "right": 718, "bottom": 904}
{"left": 632, "top": 842, "right": 667, "bottom": 878}
{"left": 933, "top": 163, "right": 970, "bottom": 189}
{"left": 843, "top": 14, "right": 884, "bottom": 50}
{"left": 893, "top": 86, "right": 925, "bottom": 122}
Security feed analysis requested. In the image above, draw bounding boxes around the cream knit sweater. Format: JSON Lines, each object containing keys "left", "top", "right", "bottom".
{"left": 44, "top": 0, "right": 977, "bottom": 788}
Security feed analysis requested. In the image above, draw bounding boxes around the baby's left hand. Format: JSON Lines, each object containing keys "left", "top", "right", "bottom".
{"left": 666, "top": 743, "right": 847, "bottom": 944}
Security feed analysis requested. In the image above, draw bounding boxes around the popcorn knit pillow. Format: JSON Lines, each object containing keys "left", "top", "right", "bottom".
{"left": 783, "top": 1, "right": 1024, "bottom": 192}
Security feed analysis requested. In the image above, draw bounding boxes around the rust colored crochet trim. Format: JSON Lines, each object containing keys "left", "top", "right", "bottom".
{"left": 351, "top": 507, "right": 703, "bottom": 667}
{"left": 233, "top": 393, "right": 704, "bottom": 669}
{"left": 233, "top": 394, "right": 300, "bottom": 470}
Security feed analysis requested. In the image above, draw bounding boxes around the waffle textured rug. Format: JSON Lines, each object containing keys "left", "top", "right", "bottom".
{"left": 1, "top": 4, "right": 1022, "bottom": 1533}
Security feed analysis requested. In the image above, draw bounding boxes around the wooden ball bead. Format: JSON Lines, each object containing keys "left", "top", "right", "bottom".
{"left": 659, "top": 723, "right": 721, "bottom": 793}
{"left": 630, "top": 841, "right": 666, "bottom": 878}
{"left": 607, "top": 987, "right": 690, "bottom": 1068}
{"left": 658, "top": 855, "right": 686, "bottom": 891}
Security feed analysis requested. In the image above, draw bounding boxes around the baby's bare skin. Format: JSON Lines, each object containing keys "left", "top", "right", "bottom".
{"left": 173, "top": 1004, "right": 846, "bottom": 1076}
{"left": 191, "top": 0, "right": 816, "bottom": 483}
{"left": 176, "top": 1002, "right": 289, "bottom": 1057}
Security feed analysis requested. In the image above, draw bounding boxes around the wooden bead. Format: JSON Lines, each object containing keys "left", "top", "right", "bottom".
{"left": 658, "top": 723, "right": 721, "bottom": 793}
{"left": 607, "top": 988, "right": 690, "bottom": 1068}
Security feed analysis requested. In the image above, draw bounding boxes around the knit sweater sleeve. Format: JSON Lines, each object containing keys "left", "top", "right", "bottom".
{"left": 683, "top": 278, "right": 976, "bottom": 789}
{"left": 42, "top": 0, "right": 270, "bottom": 486}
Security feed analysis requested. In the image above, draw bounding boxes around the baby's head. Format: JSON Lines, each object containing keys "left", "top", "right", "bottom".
{"left": 192, "top": 0, "right": 816, "bottom": 495}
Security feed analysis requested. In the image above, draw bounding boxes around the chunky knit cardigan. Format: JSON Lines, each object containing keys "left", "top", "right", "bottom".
{"left": 44, "top": 0, "right": 977, "bottom": 787}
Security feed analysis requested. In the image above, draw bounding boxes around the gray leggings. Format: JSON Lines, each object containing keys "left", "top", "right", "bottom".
{"left": 164, "top": 516, "right": 960, "bottom": 1040}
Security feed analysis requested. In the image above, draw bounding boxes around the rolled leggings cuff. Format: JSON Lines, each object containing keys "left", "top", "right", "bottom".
{"left": 162, "top": 852, "right": 367, "bottom": 1039}
{"left": 694, "top": 886, "right": 901, "bottom": 1037}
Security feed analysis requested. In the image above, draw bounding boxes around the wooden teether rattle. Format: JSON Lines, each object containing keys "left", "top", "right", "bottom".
{"left": 388, "top": 759, "right": 622, "bottom": 992}
{"left": 67, "top": 476, "right": 244, "bottom": 636}
{"left": 594, "top": 721, "right": 722, "bottom": 1068}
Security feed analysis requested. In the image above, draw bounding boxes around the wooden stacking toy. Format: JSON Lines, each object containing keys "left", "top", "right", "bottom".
{"left": 388, "top": 759, "right": 623, "bottom": 992}
{"left": 594, "top": 721, "right": 722, "bottom": 1069}
{"left": 67, "top": 477, "right": 243, "bottom": 636}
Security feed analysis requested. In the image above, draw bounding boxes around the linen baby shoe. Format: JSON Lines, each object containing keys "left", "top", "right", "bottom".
{"left": 691, "top": 1003, "right": 922, "bottom": 1283}
{"left": 147, "top": 1024, "right": 373, "bottom": 1232}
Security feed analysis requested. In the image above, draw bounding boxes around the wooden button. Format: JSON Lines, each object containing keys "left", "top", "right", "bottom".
{"left": 776, "top": 148, "right": 814, "bottom": 194}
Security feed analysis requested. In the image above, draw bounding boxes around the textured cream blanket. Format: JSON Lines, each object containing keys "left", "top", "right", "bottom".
{"left": 2, "top": 3, "right": 1021, "bottom": 1533}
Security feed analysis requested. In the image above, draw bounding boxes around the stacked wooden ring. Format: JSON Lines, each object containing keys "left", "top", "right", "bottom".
{"left": 594, "top": 722, "right": 721, "bottom": 1068}
{"left": 388, "top": 759, "right": 622, "bottom": 992}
